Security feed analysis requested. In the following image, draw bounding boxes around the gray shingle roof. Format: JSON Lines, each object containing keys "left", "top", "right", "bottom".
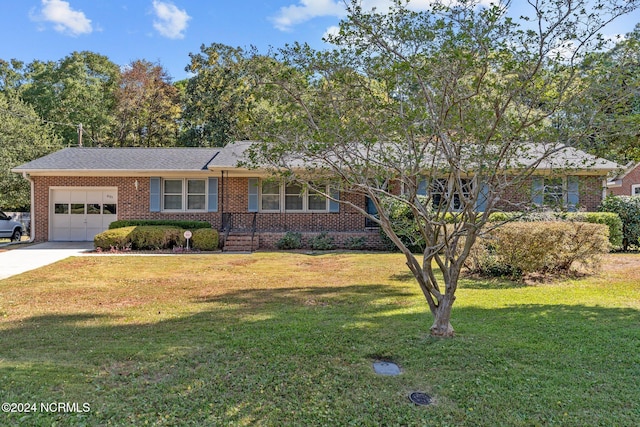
{"left": 12, "top": 141, "right": 621, "bottom": 174}
{"left": 13, "top": 147, "right": 221, "bottom": 172}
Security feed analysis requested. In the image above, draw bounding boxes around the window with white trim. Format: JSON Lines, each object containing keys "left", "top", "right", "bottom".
{"left": 187, "top": 179, "right": 206, "bottom": 210}
{"left": 308, "top": 185, "right": 328, "bottom": 211}
{"left": 259, "top": 180, "right": 330, "bottom": 212}
{"left": 285, "top": 183, "right": 304, "bottom": 211}
{"left": 261, "top": 181, "right": 280, "bottom": 211}
{"left": 632, "top": 184, "right": 640, "bottom": 196}
{"left": 162, "top": 178, "right": 207, "bottom": 211}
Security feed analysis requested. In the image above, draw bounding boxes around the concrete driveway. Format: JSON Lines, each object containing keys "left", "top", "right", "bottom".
{"left": 0, "top": 242, "right": 94, "bottom": 280}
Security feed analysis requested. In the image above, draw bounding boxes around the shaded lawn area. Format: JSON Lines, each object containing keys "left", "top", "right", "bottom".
{"left": 0, "top": 252, "right": 639, "bottom": 426}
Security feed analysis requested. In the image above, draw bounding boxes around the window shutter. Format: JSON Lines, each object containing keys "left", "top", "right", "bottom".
{"left": 567, "top": 176, "right": 579, "bottom": 211}
{"left": 532, "top": 177, "right": 544, "bottom": 206}
{"left": 329, "top": 188, "right": 340, "bottom": 212}
{"left": 248, "top": 178, "right": 259, "bottom": 212}
{"left": 207, "top": 178, "right": 218, "bottom": 212}
{"left": 475, "top": 182, "right": 490, "bottom": 212}
{"left": 150, "top": 177, "right": 161, "bottom": 212}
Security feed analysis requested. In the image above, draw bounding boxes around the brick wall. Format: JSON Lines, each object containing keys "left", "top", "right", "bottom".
{"left": 495, "top": 175, "right": 604, "bottom": 212}
{"left": 222, "top": 177, "right": 367, "bottom": 232}
{"left": 30, "top": 173, "right": 607, "bottom": 243}
{"left": 257, "top": 230, "right": 386, "bottom": 250}
{"left": 30, "top": 175, "right": 371, "bottom": 242}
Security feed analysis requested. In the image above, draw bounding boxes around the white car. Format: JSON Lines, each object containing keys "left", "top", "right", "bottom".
{"left": 0, "top": 211, "right": 23, "bottom": 242}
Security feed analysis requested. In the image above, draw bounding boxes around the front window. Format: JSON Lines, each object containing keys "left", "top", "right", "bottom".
{"left": 163, "top": 179, "right": 206, "bottom": 211}
{"left": 632, "top": 184, "right": 640, "bottom": 196}
{"left": 285, "top": 183, "right": 303, "bottom": 211}
{"left": 163, "top": 179, "right": 183, "bottom": 210}
{"left": 428, "top": 178, "right": 471, "bottom": 211}
{"left": 308, "top": 186, "right": 327, "bottom": 211}
{"left": 261, "top": 181, "right": 280, "bottom": 211}
{"left": 543, "top": 177, "right": 564, "bottom": 206}
{"left": 187, "top": 179, "right": 206, "bottom": 210}
{"left": 259, "top": 180, "right": 330, "bottom": 212}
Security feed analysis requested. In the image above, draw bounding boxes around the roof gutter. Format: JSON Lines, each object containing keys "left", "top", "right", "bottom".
{"left": 22, "top": 172, "right": 35, "bottom": 242}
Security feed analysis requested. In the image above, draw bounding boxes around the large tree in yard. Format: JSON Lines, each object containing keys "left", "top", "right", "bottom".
{"left": 245, "top": 0, "right": 639, "bottom": 336}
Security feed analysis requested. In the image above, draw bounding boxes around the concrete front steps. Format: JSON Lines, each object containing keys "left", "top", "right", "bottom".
{"left": 222, "top": 233, "right": 258, "bottom": 252}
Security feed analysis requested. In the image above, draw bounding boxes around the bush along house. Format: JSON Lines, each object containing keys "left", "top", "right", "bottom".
{"left": 12, "top": 141, "right": 620, "bottom": 250}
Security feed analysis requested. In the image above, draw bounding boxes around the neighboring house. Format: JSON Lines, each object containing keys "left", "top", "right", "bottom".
{"left": 607, "top": 162, "right": 640, "bottom": 196}
{"left": 12, "top": 141, "right": 620, "bottom": 249}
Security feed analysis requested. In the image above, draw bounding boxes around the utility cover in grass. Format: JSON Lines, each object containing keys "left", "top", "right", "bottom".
{"left": 409, "top": 392, "right": 432, "bottom": 406}
{"left": 373, "top": 361, "right": 401, "bottom": 375}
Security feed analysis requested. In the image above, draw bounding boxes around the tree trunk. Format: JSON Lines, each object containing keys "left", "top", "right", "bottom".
{"left": 430, "top": 294, "right": 455, "bottom": 337}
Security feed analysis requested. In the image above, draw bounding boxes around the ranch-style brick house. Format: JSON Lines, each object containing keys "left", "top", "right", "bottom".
{"left": 12, "top": 141, "right": 620, "bottom": 250}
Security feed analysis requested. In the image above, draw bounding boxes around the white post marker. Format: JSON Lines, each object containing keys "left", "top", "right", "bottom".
{"left": 184, "top": 230, "right": 192, "bottom": 250}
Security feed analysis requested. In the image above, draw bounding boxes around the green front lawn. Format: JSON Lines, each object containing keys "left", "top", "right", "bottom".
{"left": 0, "top": 252, "right": 638, "bottom": 426}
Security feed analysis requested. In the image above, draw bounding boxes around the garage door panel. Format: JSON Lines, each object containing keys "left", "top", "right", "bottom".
{"left": 50, "top": 188, "right": 117, "bottom": 241}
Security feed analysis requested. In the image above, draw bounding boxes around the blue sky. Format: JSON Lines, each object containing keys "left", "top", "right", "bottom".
{"left": 1, "top": 0, "right": 639, "bottom": 82}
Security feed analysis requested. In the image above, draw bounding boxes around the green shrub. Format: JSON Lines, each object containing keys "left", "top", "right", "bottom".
{"left": 109, "top": 220, "right": 211, "bottom": 230}
{"left": 190, "top": 228, "right": 219, "bottom": 251}
{"left": 310, "top": 232, "right": 336, "bottom": 250}
{"left": 599, "top": 195, "right": 640, "bottom": 250}
{"left": 344, "top": 236, "right": 366, "bottom": 250}
{"left": 468, "top": 221, "right": 609, "bottom": 278}
{"left": 277, "top": 232, "right": 303, "bottom": 250}
{"left": 485, "top": 211, "right": 622, "bottom": 248}
{"left": 94, "top": 226, "right": 135, "bottom": 250}
{"left": 379, "top": 197, "right": 427, "bottom": 253}
{"left": 574, "top": 212, "right": 623, "bottom": 249}
{"left": 129, "top": 226, "right": 184, "bottom": 250}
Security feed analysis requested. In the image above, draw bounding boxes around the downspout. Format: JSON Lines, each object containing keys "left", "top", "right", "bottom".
{"left": 22, "top": 172, "right": 35, "bottom": 242}
{"left": 221, "top": 170, "right": 225, "bottom": 217}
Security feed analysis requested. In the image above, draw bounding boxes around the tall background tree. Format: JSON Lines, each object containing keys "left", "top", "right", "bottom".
{"left": 577, "top": 24, "right": 640, "bottom": 162}
{"left": 0, "top": 92, "right": 63, "bottom": 209}
{"left": 113, "top": 60, "right": 181, "bottom": 147}
{"left": 20, "top": 51, "right": 120, "bottom": 146}
{"left": 180, "top": 43, "right": 256, "bottom": 147}
{"left": 246, "top": 0, "right": 640, "bottom": 336}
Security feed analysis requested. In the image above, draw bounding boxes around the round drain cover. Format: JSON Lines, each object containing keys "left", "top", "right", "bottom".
{"left": 409, "top": 392, "right": 432, "bottom": 406}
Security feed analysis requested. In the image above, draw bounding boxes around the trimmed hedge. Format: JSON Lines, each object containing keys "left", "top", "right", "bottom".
{"left": 95, "top": 225, "right": 219, "bottom": 251}
{"left": 485, "top": 211, "right": 622, "bottom": 248}
{"left": 109, "top": 220, "right": 211, "bottom": 230}
{"left": 466, "top": 221, "right": 610, "bottom": 278}
{"left": 190, "top": 228, "right": 219, "bottom": 251}
{"left": 94, "top": 226, "right": 136, "bottom": 250}
{"left": 129, "top": 226, "right": 184, "bottom": 250}
{"left": 379, "top": 200, "right": 622, "bottom": 252}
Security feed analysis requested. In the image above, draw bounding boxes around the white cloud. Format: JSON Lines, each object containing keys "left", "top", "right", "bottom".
{"left": 323, "top": 25, "right": 341, "bottom": 40}
{"left": 271, "top": 0, "right": 345, "bottom": 32}
{"left": 152, "top": 1, "right": 191, "bottom": 39}
{"left": 32, "top": 0, "right": 92, "bottom": 36}
{"left": 271, "top": 0, "right": 495, "bottom": 32}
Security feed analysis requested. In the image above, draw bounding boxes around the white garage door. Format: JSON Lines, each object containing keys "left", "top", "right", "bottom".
{"left": 51, "top": 188, "right": 118, "bottom": 241}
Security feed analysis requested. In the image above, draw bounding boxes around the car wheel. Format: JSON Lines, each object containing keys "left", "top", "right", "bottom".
{"left": 11, "top": 229, "right": 21, "bottom": 242}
